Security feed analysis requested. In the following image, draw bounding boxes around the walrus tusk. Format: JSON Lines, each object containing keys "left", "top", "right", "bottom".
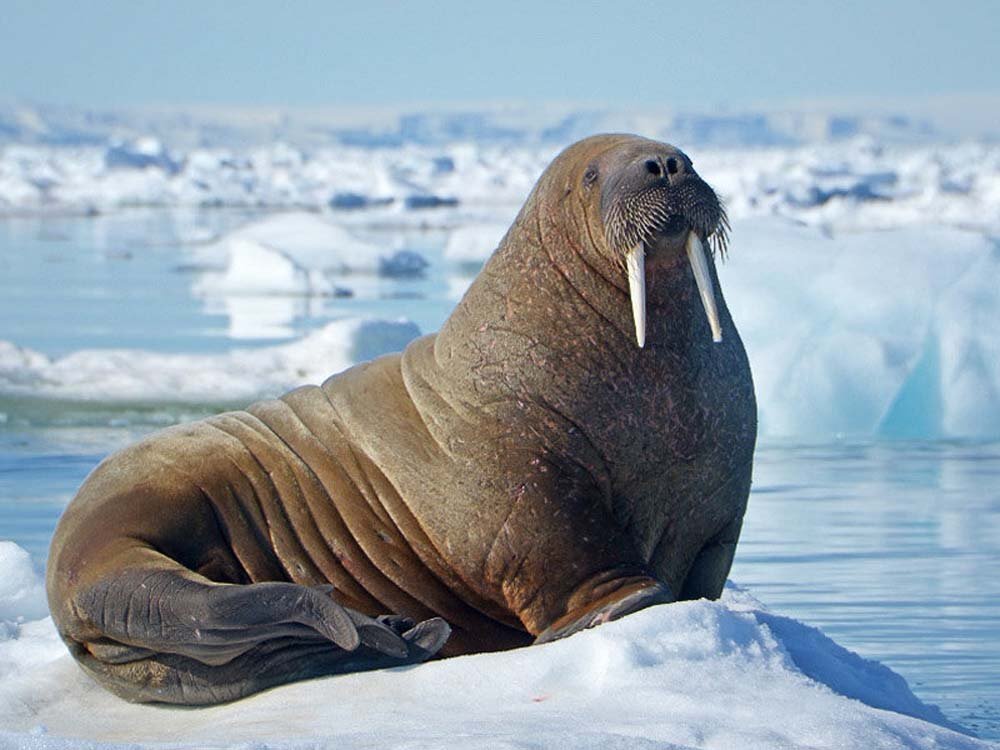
{"left": 625, "top": 242, "right": 646, "bottom": 348}
{"left": 686, "top": 232, "right": 722, "bottom": 343}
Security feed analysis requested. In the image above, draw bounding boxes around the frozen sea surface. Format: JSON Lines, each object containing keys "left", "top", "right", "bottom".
{"left": 0, "top": 199, "right": 998, "bottom": 745}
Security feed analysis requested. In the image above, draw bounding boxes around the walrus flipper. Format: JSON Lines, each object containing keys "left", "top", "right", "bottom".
{"left": 69, "top": 567, "right": 450, "bottom": 705}
{"left": 534, "top": 580, "right": 673, "bottom": 644}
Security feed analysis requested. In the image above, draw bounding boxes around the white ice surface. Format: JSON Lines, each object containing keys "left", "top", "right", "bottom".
{"left": 0, "top": 542, "right": 49, "bottom": 621}
{"left": 0, "top": 317, "right": 420, "bottom": 403}
{"left": 0, "top": 542, "right": 989, "bottom": 750}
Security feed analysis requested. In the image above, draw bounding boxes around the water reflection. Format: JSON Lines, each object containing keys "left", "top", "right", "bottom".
{"left": 734, "top": 440, "right": 1000, "bottom": 739}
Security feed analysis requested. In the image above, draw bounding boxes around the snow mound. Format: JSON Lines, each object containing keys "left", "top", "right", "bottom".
{"left": 0, "top": 318, "right": 421, "bottom": 403}
{"left": 0, "top": 544, "right": 984, "bottom": 749}
{"left": 720, "top": 220, "right": 1000, "bottom": 438}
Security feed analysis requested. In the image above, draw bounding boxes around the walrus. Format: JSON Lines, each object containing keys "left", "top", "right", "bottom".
{"left": 47, "top": 134, "right": 757, "bottom": 705}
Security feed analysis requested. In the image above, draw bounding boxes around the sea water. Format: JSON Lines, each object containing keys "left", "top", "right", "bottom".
{"left": 0, "top": 210, "right": 997, "bottom": 739}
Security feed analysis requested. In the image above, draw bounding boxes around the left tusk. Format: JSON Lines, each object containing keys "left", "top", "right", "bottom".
{"left": 625, "top": 242, "right": 646, "bottom": 348}
{"left": 686, "top": 232, "right": 723, "bottom": 343}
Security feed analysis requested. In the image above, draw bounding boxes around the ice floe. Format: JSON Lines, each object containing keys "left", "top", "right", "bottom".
{"left": 0, "top": 541, "right": 987, "bottom": 749}
{"left": 190, "top": 213, "right": 430, "bottom": 300}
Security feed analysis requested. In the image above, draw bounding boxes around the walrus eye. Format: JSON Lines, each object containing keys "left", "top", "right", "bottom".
{"left": 583, "top": 165, "right": 599, "bottom": 186}
{"left": 644, "top": 160, "right": 662, "bottom": 177}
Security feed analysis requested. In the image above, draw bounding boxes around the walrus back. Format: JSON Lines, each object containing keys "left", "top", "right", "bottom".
{"left": 46, "top": 350, "right": 530, "bottom": 703}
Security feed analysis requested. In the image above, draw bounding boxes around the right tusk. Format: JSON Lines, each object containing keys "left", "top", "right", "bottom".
{"left": 625, "top": 243, "right": 646, "bottom": 348}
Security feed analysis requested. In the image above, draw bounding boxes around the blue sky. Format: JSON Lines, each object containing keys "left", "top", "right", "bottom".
{"left": 1, "top": 0, "right": 997, "bottom": 108}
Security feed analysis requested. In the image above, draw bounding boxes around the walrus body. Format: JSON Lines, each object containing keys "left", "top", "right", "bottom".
{"left": 47, "top": 134, "right": 756, "bottom": 705}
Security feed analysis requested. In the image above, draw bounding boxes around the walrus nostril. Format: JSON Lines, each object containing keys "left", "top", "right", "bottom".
{"left": 666, "top": 157, "right": 679, "bottom": 176}
{"left": 644, "top": 160, "right": 662, "bottom": 177}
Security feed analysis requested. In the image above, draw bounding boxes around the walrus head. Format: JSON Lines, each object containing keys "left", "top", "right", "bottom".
{"left": 445, "top": 134, "right": 738, "bottom": 366}
{"left": 588, "top": 137, "right": 729, "bottom": 348}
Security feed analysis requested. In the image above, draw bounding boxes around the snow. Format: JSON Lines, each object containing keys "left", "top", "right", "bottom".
{"left": 0, "top": 541, "right": 988, "bottom": 749}
{"left": 0, "top": 318, "right": 421, "bottom": 403}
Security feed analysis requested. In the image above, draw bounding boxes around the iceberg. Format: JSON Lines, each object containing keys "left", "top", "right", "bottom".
{"left": 719, "top": 220, "right": 1000, "bottom": 439}
{"left": 192, "top": 237, "right": 335, "bottom": 297}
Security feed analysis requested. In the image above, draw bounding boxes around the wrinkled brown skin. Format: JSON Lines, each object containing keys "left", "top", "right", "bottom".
{"left": 47, "top": 134, "right": 757, "bottom": 705}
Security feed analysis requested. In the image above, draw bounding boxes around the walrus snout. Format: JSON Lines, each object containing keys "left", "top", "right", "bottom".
{"left": 600, "top": 152, "right": 727, "bottom": 256}
{"left": 598, "top": 146, "right": 728, "bottom": 348}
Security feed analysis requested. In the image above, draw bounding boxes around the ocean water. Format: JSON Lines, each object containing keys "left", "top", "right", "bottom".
{"left": 0, "top": 210, "right": 997, "bottom": 740}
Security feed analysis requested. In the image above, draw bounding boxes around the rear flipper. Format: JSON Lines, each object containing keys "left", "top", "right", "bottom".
{"left": 65, "top": 569, "right": 450, "bottom": 705}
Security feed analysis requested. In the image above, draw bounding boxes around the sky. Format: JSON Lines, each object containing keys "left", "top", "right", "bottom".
{"left": 1, "top": 0, "right": 998, "bottom": 109}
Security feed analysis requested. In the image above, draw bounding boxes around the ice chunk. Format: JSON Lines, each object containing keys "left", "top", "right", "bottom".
{"left": 0, "top": 542, "right": 48, "bottom": 622}
{"left": 192, "top": 212, "right": 428, "bottom": 280}
{"left": 0, "top": 318, "right": 420, "bottom": 403}
{"left": 193, "top": 238, "right": 333, "bottom": 296}
{"left": 328, "top": 192, "right": 394, "bottom": 210}
{"left": 104, "top": 137, "right": 180, "bottom": 174}
{"left": 404, "top": 193, "right": 459, "bottom": 210}
{"left": 378, "top": 249, "right": 429, "bottom": 277}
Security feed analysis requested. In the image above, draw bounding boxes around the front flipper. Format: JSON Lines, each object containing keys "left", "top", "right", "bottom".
{"left": 69, "top": 567, "right": 450, "bottom": 704}
{"left": 535, "top": 575, "right": 673, "bottom": 644}
{"left": 482, "top": 454, "right": 674, "bottom": 643}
